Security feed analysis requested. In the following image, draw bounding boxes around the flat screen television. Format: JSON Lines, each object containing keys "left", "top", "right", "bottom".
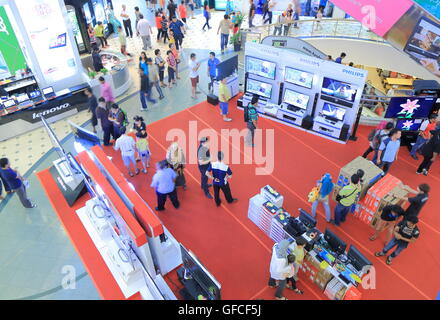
{"left": 69, "top": 120, "right": 101, "bottom": 148}
{"left": 283, "top": 89, "right": 310, "bottom": 109}
{"left": 217, "top": 55, "right": 238, "bottom": 80}
{"left": 180, "top": 243, "right": 221, "bottom": 300}
{"left": 321, "top": 77, "right": 358, "bottom": 107}
{"left": 322, "top": 103, "right": 346, "bottom": 121}
{"left": 246, "top": 79, "right": 273, "bottom": 99}
{"left": 404, "top": 17, "right": 440, "bottom": 75}
{"left": 246, "top": 56, "right": 276, "bottom": 80}
{"left": 384, "top": 97, "right": 435, "bottom": 119}
{"left": 284, "top": 67, "right": 314, "bottom": 89}
{"left": 395, "top": 119, "right": 423, "bottom": 131}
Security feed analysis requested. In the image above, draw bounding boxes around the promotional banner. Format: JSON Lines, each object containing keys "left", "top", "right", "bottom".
{"left": 0, "top": 6, "right": 27, "bottom": 79}
{"left": 15, "top": 0, "right": 77, "bottom": 84}
{"left": 329, "top": 0, "right": 413, "bottom": 37}
{"left": 413, "top": 0, "right": 440, "bottom": 20}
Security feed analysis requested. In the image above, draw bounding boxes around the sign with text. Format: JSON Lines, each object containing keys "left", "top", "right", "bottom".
{"left": 330, "top": 0, "right": 413, "bottom": 36}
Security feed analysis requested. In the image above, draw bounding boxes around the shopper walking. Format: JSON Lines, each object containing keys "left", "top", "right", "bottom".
{"left": 273, "top": 13, "right": 284, "bottom": 36}
{"left": 139, "top": 68, "right": 152, "bottom": 111}
{"left": 92, "top": 47, "right": 104, "bottom": 72}
{"left": 333, "top": 173, "right": 361, "bottom": 226}
{"left": 118, "top": 26, "right": 132, "bottom": 57}
{"left": 139, "top": 51, "right": 149, "bottom": 76}
{"left": 151, "top": 160, "right": 180, "bottom": 211}
{"left": 217, "top": 15, "right": 232, "bottom": 54}
{"left": 207, "top": 52, "right": 220, "bottom": 93}
{"left": 218, "top": 78, "right": 232, "bottom": 121}
{"left": 401, "top": 184, "right": 430, "bottom": 218}
{"left": 198, "top": 137, "right": 213, "bottom": 199}
{"left": 206, "top": 151, "right": 237, "bottom": 207}
{"left": 376, "top": 128, "right": 401, "bottom": 175}
{"left": 335, "top": 52, "right": 346, "bottom": 64}
{"left": 160, "top": 15, "right": 170, "bottom": 43}
{"left": 166, "top": 50, "right": 177, "bottom": 87}
{"left": 188, "top": 53, "right": 201, "bottom": 99}
{"left": 109, "top": 103, "right": 127, "bottom": 139}
{"left": 202, "top": 2, "right": 211, "bottom": 31}
{"left": 369, "top": 204, "right": 405, "bottom": 242}
{"left": 114, "top": 127, "right": 140, "bottom": 177}
{"left": 188, "top": 0, "right": 195, "bottom": 19}
{"left": 410, "top": 115, "right": 438, "bottom": 160}
{"left": 96, "top": 97, "right": 114, "bottom": 146}
{"left": 120, "top": 4, "right": 133, "bottom": 37}
{"left": 178, "top": 1, "right": 187, "bottom": 23}
{"left": 99, "top": 76, "right": 114, "bottom": 103}
{"left": 363, "top": 121, "right": 394, "bottom": 161}
{"left": 155, "top": 11, "right": 164, "bottom": 42}
{"left": 0, "top": 158, "right": 36, "bottom": 208}
{"left": 245, "top": 95, "right": 259, "bottom": 147}
{"left": 169, "top": 16, "right": 185, "bottom": 50}
{"left": 85, "top": 88, "right": 98, "bottom": 133}
{"left": 268, "top": 240, "right": 303, "bottom": 300}
{"left": 311, "top": 173, "right": 334, "bottom": 222}
{"left": 134, "top": 6, "right": 142, "bottom": 30}
{"left": 166, "top": 142, "right": 187, "bottom": 189}
{"left": 416, "top": 128, "right": 440, "bottom": 176}
{"left": 147, "top": 58, "right": 165, "bottom": 100}
{"left": 155, "top": 49, "right": 167, "bottom": 87}
{"left": 264, "top": 0, "right": 276, "bottom": 24}
{"left": 137, "top": 14, "right": 153, "bottom": 50}
{"left": 94, "top": 21, "right": 108, "bottom": 48}
{"left": 293, "top": 0, "right": 300, "bottom": 28}
{"left": 248, "top": 0, "right": 256, "bottom": 28}
{"left": 168, "top": 0, "right": 178, "bottom": 18}
{"left": 375, "top": 216, "right": 420, "bottom": 265}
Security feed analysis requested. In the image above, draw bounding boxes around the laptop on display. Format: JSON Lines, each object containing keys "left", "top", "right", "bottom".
{"left": 16, "top": 93, "right": 32, "bottom": 108}
{"left": 42, "top": 86, "right": 56, "bottom": 100}
{"left": 29, "top": 89, "right": 44, "bottom": 104}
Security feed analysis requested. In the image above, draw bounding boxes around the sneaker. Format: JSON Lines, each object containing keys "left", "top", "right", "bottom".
{"left": 143, "top": 169, "right": 147, "bottom": 174}
{"left": 416, "top": 171, "right": 422, "bottom": 175}
{"left": 207, "top": 184, "right": 212, "bottom": 188}
{"left": 411, "top": 154, "right": 419, "bottom": 160}
{"left": 140, "top": 108, "right": 148, "bottom": 111}
{"left": 422, "top": 169, "right": 428, "bottom": 176}
{"left": 135, "top": 168, "right": 140, "bottom": 175}
{"left": 386, "top": 256, "right": 393, "bottom": 265}
{"left": 231, "top": 198, "right": 238, "bottom": 203}
{"left": 129, "top": 171, "right": 134, "bottom": 177}
{"left": 375, "top": 251, "right": 385, "bottom": 257}
{"left": 224, "top": 118, "right": 232, "bottom": 122}
{"left": 205, "top": 192, "right": 213, "bottom": 199}
{"left": 159, "top": 96, "right": 165, "bottom": 100}
{"left": 30, "top": 203, "right": 37, "bottom": 208}
{"left": 155, "top": 207, "right": 165, "bottom": 211}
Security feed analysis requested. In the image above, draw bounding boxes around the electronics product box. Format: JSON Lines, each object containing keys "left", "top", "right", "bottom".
{"left": 260, "top": 185, "right": 284, "bottom": 207}
{"left": 338, "top": 156, "right": 384, "bottom": 200}
{"left": 314, "top": 268, "right": 334, "bottom": 291}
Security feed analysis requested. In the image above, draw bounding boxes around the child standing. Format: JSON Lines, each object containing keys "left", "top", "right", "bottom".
{"left": 136, "top": 132, "right": 151, "bottom": 173}
{"left": 166, "top": 50, "right": 177, "bottom": 87}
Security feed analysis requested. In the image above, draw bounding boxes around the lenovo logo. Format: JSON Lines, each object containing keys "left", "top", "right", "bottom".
{"left": 32, "top": 103, "right": 71, "bottom": 119}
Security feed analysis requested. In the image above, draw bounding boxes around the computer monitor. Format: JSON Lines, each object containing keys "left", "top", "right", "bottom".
{"left": 347, "top": 245, "right": 372, "bottom": 272}
{"left": 42, "top": 87, "right": 54, "bottom": 95}
{"left": 298, "top": 209, "right": 317, "bottom": 229}
{"left": 322, "top": 103, "right": 346, "bottom": 121}
{"left": 246, "top": 78, "right": 273, "bottom": 99}
{"left": 283, "top": 89, "right": 310, "bottom": 109}
{"left": 180, "top": 243, "right": 221, "bottom": 300}
{"left": 324, "top": 228, "right": 347, "bottom": 255}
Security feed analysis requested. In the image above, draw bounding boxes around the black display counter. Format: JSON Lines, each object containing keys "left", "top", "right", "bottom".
{"left": 0, "top": 84, "right": 89, "bottom": 142}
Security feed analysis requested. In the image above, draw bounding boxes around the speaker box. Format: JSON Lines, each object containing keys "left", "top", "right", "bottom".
{"left": 207, "top": 94, "right": 219, "bottom": 105}
{"left": 340, "top": 124, "right": 350, "bottom": 141}
{"left": 301, "top": 115, "right": 313, "bottom": 130}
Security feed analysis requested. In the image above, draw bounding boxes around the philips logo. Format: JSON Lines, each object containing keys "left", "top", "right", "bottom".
{"left": 343, "top": 69, "right": 365, "bottom": 78}
{"left": 33, "top": 103, "right": 71, "bottom": 119}
{"left": 299, "top": 58, "right": 320, "bottom": 67}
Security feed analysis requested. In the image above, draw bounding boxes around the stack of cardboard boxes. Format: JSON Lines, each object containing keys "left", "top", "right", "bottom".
{"left": 300, "top": 253, "right": 334, "bottom": 291}
{"left": 269, "top": 209, "right": 291, "bottom": 243}
{"left": 354, "top": 174, "right": 408, "bottom": 226}
{"left": 248, "top": 194, "right": 279, "bottom": 237}
{"left": 324, "top": 277, "right": 348, "bottom": 300}
{"left": 333, "top": 156, "right": 384, "bottom": 202}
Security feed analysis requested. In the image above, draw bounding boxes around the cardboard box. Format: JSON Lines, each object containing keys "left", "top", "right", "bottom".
{"left": 314, "top": 268, "right": 334, "bottom": 290}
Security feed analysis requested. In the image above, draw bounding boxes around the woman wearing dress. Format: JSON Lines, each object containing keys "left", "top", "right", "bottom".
{"left": 166, "top": 142, "right": 187, "bottom": 189}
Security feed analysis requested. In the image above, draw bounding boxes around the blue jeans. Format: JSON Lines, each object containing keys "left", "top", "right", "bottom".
{"left": 410, "top": 135, "right": 427, "bottom": 156}
{"left": 140, "top": 91, "right": 148, "bottom": 110}
{"left": 334, "top": 203, "right": 351, "bottom": 226}
{"left": 220, "top": 33, "right": 229, "bottom": 51}
{"left": 311, "top": 197, "right": 331, "bottom": 222}
{"left": 382, "top": 237, "right": 408, "bottom": 258}
{"left": 153, "top": 80, "right": 164, "bottom": 98}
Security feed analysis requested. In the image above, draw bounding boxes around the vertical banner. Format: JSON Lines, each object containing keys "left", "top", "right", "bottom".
{"left": 15, "top": 0, "right": 77, "bottom": 83}
{"left": 0, "top": 6, "right": 27, "bottom": 78}
{"left": 329, "top": 0, "right": 413, "bottom": 37}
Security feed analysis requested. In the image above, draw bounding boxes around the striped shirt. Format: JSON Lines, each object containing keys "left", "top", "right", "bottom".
{"left": 207, "top": 161, "right": 232, "bottom": 186}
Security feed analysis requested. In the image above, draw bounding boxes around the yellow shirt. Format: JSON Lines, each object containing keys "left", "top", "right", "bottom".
{"left": 218, "top": 82, "right": 230, "bottom": 102}
{"left": 136, "top": 138, "right": 149, "bottom": 153}
{"left": 293, "top": 246, "right": 305, "bottom": 265}
{"left": 94, "top": 25, "right": 104, "bottom": 37}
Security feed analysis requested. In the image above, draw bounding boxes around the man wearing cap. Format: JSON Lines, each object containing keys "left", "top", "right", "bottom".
{"left": 198, "top": 137, "right": 213, "bottom": 199}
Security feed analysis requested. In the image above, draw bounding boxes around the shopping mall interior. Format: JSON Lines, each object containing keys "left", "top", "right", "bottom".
{"left": 0, "top": 0, "right": 439, "bottom": 301}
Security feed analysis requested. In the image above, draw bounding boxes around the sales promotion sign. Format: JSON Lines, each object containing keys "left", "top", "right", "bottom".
{"left": 15, "top": 0, "right": 77, "bottom": 83}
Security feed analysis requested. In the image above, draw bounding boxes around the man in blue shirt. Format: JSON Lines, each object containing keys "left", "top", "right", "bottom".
{"left": 207, "top": 52, "right": 220, "bottom": 93}
{"left": 377, "top": 129, "right": 401, "bottom": 175}
{"left": 151, "top": 160, "right": 180, "bottom": 211}
{"left": 206, "top": 151, "right": 237, "bottom": 207}
{"left": 335, "top": 52, "right": 346, "bottom": 64}
{"left": 0, "top": 158, "right": 36, "bottom": 208}
{"left": 169, "top": 16, "right": 185, "bottom": 50}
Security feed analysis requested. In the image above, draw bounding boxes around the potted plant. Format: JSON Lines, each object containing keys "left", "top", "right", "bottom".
{"left": 100, "top": 67, "right": 109, "bottom": 75}
{"left": 88, "top": 70, "right": 97, "bottom": 79}
{"left": 230, "top": 32, "right": 242, "bottom": 52}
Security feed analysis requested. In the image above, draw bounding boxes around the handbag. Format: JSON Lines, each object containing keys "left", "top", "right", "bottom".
{"left": 336, "top": 187, "right": 357, "bottom": 204}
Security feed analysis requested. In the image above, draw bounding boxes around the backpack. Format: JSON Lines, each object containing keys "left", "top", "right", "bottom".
{"left": 119, "top": 108, "right": 129, "bottom": 127}
{"left": 244, "top": 103, "right": 254, "bottom": 123}
{"left": 373, "top": 130, "right": 388, "bottom": 149}
{"left": 367, "top": 128, "right": 377, "bottom": 142}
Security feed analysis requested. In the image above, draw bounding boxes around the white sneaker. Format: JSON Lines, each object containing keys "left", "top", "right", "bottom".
{"left": 224, "top": 118, "right": 232, "bottom": 122}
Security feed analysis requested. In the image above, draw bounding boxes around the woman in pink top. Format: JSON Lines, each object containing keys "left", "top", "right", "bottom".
{"left": 99, "top": 76, "right": 114, "bottom": 103}
{"left": 166, "top": 50, "right": 177, "bottom": 88}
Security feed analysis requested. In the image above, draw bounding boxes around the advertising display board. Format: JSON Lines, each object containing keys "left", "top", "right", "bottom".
{"left": 413, "top": 0, "right": 440, "bottom": 20}
{"left": 0, "top": 6, "right": 27, "bottom": 78}
{"left": 15, "top": 0, "right": 78, "bottom": 84}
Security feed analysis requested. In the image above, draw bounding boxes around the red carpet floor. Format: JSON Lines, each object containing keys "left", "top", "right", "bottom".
{"left": 103, "top": 97, "right": 440, "bottom": 300}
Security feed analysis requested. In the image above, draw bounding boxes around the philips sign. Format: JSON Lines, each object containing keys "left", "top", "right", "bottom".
{"left": 342, "top": 69, "right": 366, "bottom": 78}
{"left": 33, "top": 103, "right": 71, "bottom": 119}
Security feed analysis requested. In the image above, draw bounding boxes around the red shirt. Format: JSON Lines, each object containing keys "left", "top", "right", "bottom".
{"left": 155, "top": 16, "right": 162, "bottom": 29}
{"left": 422, "top": 121, "right": 437, "bottom": 139}
{"left": 178, "top": 4, "right": 187, "bottom": 18}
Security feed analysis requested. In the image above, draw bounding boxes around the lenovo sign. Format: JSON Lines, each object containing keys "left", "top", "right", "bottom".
{"left": 33, "top": 103, "right": 71, "bottom": 119}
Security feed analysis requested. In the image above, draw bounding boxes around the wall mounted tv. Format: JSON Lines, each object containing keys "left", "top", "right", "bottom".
{"left": 322, "top": 103, "right": 346, "bottom": 121}
{"left": 321, "top": 77, "right": 358, "bottom": 107}
{"left": 395, "top": 119, "right": 423, "bottom": 131}
{"left": 284, "top": 67, "right": 314, "bottom": 89}
{"left": 246, "top": 56, "right": 276, "bottom": 80}
{"left": 384, "top": 97, "right": 435, "bottom": 119}
{"left": 246, "top": 79, "right": 273, "bottom": 99}
{"left": 283, "top": 89, "right": 310, "bottom": 109}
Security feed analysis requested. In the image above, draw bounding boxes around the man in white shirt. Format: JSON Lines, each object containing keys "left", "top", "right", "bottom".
{"left": 137, "top": 14, "right": 153, "bottom": 50}
{"left": 120, "top": 4, "right": 133, "bottom": 38}
{"left": 114, "top": 126, "right": 140, "bottom": 177}
{"left": 188, "top": 53, "right": 201, "bottom": 99}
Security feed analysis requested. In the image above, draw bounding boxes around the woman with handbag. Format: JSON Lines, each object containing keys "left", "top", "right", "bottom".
{"left": 166, "top": 142, "right": 187, "bottom": 190}
{"left": 310, "top": 173, "right": 334, "bottom": 222}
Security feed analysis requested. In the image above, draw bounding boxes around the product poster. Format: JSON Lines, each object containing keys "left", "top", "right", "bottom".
{"left": 0, "top": 6, "right": 27, "bottom": 78}
{"left": 15, "top": 0, "right": 77, "bottom": 83}
{"left": 413, "top": 0, "right": 440, "bottom": 21}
